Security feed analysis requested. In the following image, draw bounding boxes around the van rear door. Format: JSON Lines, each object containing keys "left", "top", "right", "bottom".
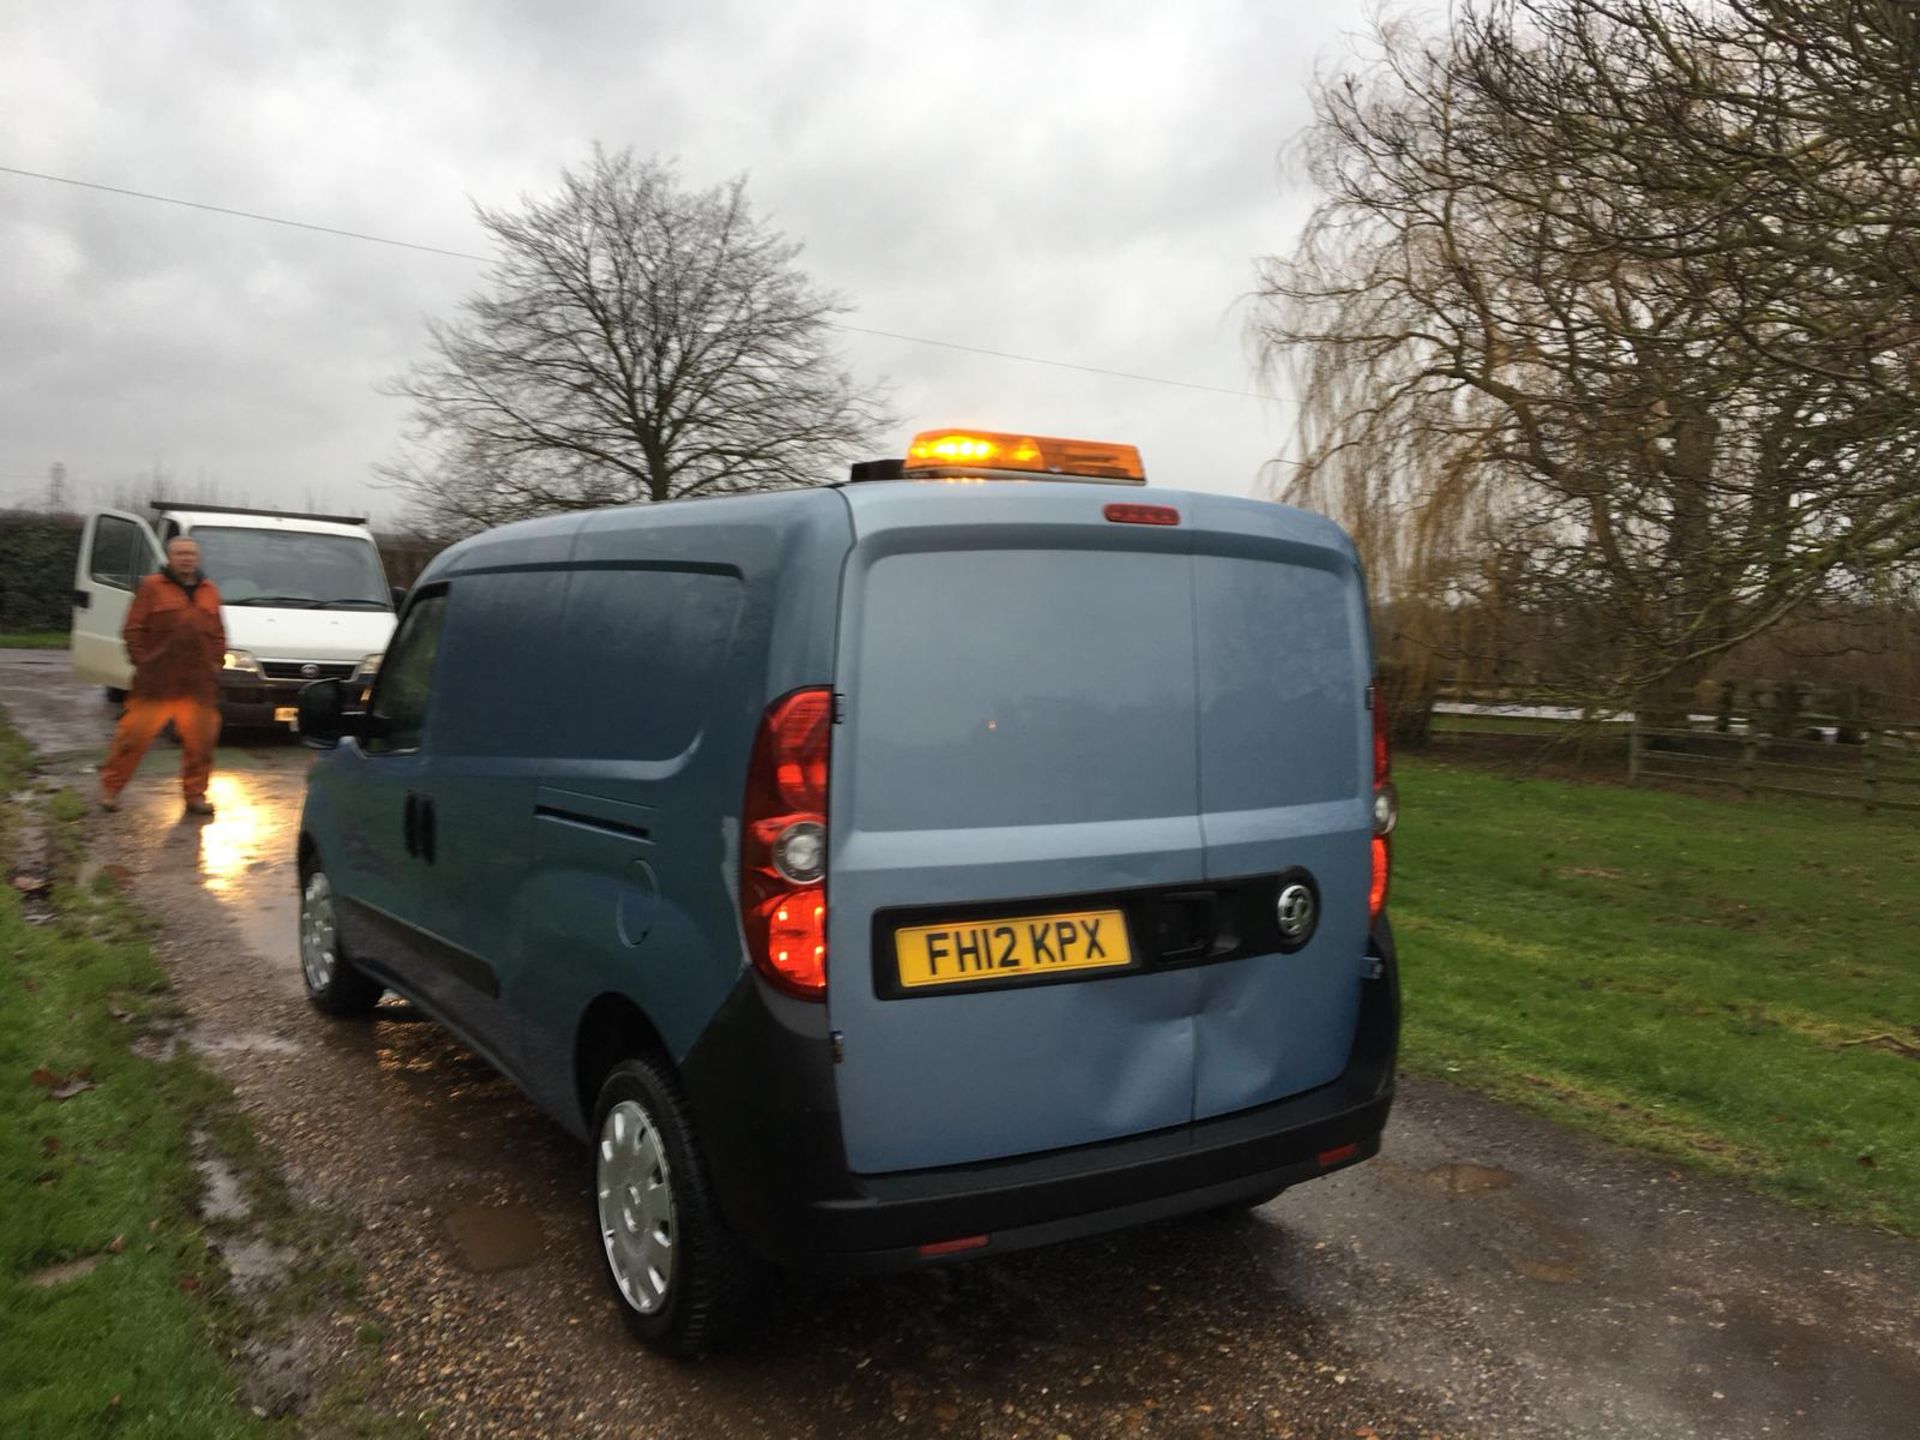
{"left": 829, "top": 489, "right": 1205, "bottom": 1174}
{"left": 827, "top": 485, "right": 1373, "bottom": 1176}
{"left": 71, "top": 510, "right": 163, "bottom": 689}
{"left": 1187, "top": 493, "right": 1373, "bottom": 1121}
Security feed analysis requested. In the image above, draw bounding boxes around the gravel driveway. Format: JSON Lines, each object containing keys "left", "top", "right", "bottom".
{"left": 5, "top": 649, "right": 1915, "bottom": 1438}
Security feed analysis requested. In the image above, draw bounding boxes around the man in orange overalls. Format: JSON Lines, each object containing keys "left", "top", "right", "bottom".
{"left": 98, "top": 535, "right": 225, "bottom": 817}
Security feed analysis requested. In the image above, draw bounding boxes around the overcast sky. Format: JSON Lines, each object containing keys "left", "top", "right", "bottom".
{"left": 2, "top": 0, "right": 1383, "bottom": 527}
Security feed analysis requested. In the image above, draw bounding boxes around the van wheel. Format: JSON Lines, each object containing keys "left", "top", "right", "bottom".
{"left": 592, "top": 1056, "right": 757, "bottom": 1356}
{"left": 299, "top": 867, "right": 382, "bottom": 1016}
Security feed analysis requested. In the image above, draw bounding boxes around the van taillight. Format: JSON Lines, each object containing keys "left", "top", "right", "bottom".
{"left": 743, "top": 688, "right": 832, "bottom": 999}
{"left": 1370, "top": 682, "right": 1395, "bottom": 922}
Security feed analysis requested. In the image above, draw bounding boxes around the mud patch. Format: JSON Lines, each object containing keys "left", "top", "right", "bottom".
{"left": 444, "top": 1202, "right": 546, "bottom": 1273}
{"left": 1846, "top": 1030, "right": 1920, "bottom": 1061}
{"left": 238, "top": 1331, "right": 321, "bottom": 1419}
{"left": 1420, "top": 1162, "right": 1517, "bottom": 1194}
{"left": 28, "top": 1255, "right": 104, "bottom": 1288}
{"left": 131, "top": 1023, "right": 184, "bottom": 1062}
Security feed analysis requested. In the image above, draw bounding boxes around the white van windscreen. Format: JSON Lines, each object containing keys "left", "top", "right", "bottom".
{"left": 191, "top": 526, "right": 387, "bottom": 608}
{"left": 849, "top": 547, "right": 1199, "bottom": 831}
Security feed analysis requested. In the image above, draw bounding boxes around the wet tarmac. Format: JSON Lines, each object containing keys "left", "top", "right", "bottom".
{"left": 4, "top": 648, "right": 1917, "bottom": 1438}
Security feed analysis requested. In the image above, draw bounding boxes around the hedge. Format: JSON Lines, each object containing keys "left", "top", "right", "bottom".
{"left": 0, "top": 512, "right": 83, "bottom": 633}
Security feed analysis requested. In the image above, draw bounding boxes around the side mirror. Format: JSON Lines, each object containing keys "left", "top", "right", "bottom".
{"left": 297, "top": 678, "right": 358, "bottom": 749}
{"left": 390, "top": 585, "right": 408, "bottom": 612}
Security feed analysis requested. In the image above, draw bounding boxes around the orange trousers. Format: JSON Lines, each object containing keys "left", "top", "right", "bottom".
{"left": 100, "top": 696, "right": 222, "bottom": 802}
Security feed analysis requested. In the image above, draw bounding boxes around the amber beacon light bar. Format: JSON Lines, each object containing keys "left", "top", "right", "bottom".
{"left": 899, "top": 428, "right": 1148, "bottom": 485}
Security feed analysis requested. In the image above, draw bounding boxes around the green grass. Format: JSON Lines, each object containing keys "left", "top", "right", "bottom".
{"left": 1430, "top": 712, "right": 1626, "bottom": 737}
{"left": 0, "top": 730, "right": 276, "bottom": 1438}
{"left": 1395, "top": 755, "right": 1920, "bottom": 1234}
{"left": 0, "top": 632, "right": 68, "bottom": 649}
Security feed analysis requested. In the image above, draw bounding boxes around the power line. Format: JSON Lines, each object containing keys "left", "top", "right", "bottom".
{"left": 833, "top": 324, "right": 1265, "bottom": 399}
{"left": 0, "top": 164, "right": 485, "bottom": 261}
{"left": 1, "top": 162, "right": 1274, "bottom": 402}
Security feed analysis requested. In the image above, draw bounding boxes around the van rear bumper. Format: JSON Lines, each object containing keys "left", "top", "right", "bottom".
{"left": 683, "top": 923, "right": 1399, "bottom": 1273}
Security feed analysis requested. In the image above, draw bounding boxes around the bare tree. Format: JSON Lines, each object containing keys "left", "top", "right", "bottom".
{"left": 1256, "top": 1, "right": 1920, "bottom": 715}
{"left": 384, "top": 149, "right": 890, "bottom": 533}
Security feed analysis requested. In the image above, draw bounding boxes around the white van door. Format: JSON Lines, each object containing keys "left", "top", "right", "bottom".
{"left": 71, "top": 510, "right": 163, "bottom": 690}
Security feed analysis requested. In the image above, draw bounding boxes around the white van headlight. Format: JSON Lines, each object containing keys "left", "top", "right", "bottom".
{"left": 356, "top": 652, "right": 383, "bottom": 677}
{"left": 222, "top": 649, "right": 261, "bottom": 675}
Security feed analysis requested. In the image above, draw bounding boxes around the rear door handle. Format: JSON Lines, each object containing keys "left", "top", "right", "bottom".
{"left": 403, "top": 792, "right": 419, "bottom": 857}
{"left": 1157, "top": 890, "right": 1219, "bottom": 961}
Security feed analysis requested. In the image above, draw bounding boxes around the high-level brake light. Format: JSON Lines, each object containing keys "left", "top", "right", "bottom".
{"left": 1103, "top": 502, "right": 1180, "bottom": 526}
{"left": 901, "top": 428, "right": 1147, "bottom": 484}
{"left": 742, "top": 689, "right": 832, "bottom": 998}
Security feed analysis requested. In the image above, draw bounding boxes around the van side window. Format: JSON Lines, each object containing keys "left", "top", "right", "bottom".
{"left": 89, "top": 516, "right": 147, "bottom": 590}
{"left": 555, "top": 568, "right": 744, "bottom": 760}
{"left": 365, "top": 592, "right": 449, "bottom": 754}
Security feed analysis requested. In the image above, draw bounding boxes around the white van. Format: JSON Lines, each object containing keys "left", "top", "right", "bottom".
{"left": 72, "top": 502, "right": 399, "bottom": 727}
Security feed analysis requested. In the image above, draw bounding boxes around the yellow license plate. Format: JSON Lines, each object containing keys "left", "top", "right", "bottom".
{"left": 895, "top": 909, "right": 1131, "bottom": 990}
{"left": 274, "top": 706, "right": 298, "bottom": 725}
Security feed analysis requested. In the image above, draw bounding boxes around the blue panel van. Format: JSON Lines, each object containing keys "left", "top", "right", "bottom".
{"left": 293, "top": 428, "right": 1400, "bottom": 1354}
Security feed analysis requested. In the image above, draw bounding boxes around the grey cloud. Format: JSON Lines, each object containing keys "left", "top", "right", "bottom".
{"left": 1, "top": 0, "right": 1369, "bottom": 519}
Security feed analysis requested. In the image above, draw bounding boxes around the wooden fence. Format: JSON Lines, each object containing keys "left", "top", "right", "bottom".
{"left": 1630, "top": 682, "right": 1920, "bottom": 813}
{"left": 1427, "top": 679, "right": 1920, "bottom": 813}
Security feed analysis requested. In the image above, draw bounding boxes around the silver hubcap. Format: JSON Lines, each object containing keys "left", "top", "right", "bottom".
{"left": 597, "top": 1099, "right": 676, "bottom": 1314}
{"left": 300, "top": 872, "right": 337, "bottom": 993}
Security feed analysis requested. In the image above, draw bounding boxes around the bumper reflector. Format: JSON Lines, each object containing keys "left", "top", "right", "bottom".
{"left": 917, "top": 1234, "right": 991, "bottom": 1258}
{"left": 1317, "top": 1142, "right": 1361, "bottom": 1168}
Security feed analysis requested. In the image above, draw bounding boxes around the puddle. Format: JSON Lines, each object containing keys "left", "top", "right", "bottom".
{"left": 212, "top": 1236, "right": 298, "bottom": 1297}
{"left": 1421, "top": 1162, "right": 1518, "bottom": 1194}
{"left": 132, "top": 1025, "right": 184, "bottom": 1062}
{"left": 194, "top": 1138, "right": 253, "bottom": 1222}
{"left": 28, "top": 1255, "right": 104, "bottom": 1288}
{"left": 444, "top": 1202, "right": 547, "bottom": 1273}
{"left": 191, "top": 1031, "right": 303, "bottom": 1058}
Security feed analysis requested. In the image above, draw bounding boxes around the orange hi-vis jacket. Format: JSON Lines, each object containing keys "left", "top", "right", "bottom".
{"left": 123, "top": 571, "right": 226, "bottom": 703}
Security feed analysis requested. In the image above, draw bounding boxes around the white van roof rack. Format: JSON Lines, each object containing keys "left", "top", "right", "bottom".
{"left": 150, "top": 499, "right": 370, "bottom": 527}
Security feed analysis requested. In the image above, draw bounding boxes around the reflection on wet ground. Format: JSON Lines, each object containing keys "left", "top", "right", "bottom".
{"left": 196, "top": 771, "right": 286, "bottom": 895}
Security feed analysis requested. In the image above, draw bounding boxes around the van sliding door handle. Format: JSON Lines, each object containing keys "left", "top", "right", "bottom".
{"left": 403, "top": 792, "right": 436, "bottom": 863}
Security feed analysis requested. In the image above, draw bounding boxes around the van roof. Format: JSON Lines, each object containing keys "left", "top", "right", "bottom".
{"left": 164, "top": 507, "right": 376, "bottom": 541}
{"left": 418, "top": 482, "right": 1356, "bottom": 581}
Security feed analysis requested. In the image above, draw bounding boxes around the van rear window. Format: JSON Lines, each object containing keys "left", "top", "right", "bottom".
{"left": 848, "top": 548, "right": 1200, "bottom": 831}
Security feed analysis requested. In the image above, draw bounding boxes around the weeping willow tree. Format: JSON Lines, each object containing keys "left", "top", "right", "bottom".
{"left": 1256, "top": 0, "right": 1920, "bottom": 725}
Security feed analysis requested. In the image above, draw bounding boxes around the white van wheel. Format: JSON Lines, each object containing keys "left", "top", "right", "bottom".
{"left": 299, "top": 865, "right": 382, "bottom": 1016}
{"left": 591, "top": 1056, "right": 756, "bottom": 1354}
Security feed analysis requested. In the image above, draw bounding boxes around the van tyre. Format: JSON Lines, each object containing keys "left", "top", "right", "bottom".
{"left": 592, "top": 1056, "right": 757, "bottom": 1356}
{"left": 298, "top": 865, "right": 382, "bottom": 1016}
